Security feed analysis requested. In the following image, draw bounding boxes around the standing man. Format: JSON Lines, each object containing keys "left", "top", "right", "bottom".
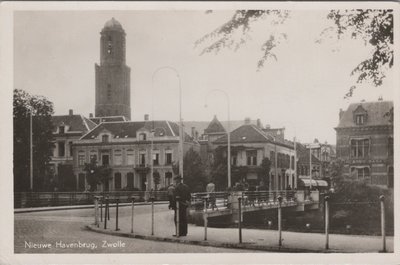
{"left": 173, "top": 175, "right": 191, "bottom": 236}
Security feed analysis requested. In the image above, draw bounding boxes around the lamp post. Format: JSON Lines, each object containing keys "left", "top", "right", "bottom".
{"left": 29, "top": 107, "right": 33, "bottom": 191}
{"left": 152, "top": 66, "right": 183, "bottom": 182}
{"left": 150, "top": 127, "right": 166, "bottom": 191}
{"left": 205, "top": 89, "right": 231, "bottom": 188}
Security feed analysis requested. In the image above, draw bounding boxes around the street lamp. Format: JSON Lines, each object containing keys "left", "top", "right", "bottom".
{"left": 205, "top": 89, "right": 231, "bottom": 188}
{"left": 28, "top": 106, "right": 34, "bottom": 191}
{"left": 152, "top": 66, "right": 183, "bottom": 182}
{"left": 150, "top": 127, "right": 166, "bottom": 191}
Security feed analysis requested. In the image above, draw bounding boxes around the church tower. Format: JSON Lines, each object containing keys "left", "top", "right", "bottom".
{"left": 95, "top": 18, "right": 131, "bottom": 119}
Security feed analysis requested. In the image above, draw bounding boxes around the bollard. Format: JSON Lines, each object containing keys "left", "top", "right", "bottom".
{"left": 380, "top": 195, "right": 386, "bottom": 252}
{"left": 100, "top": 198, "right": 103, "bottom": 222}
{"left": 94, "top": 197, "right": 99, "bottom": 227}
{"left": 204, "top": 197, "right": 208, "bottom": 241}
{"left": 238, "top": 197, "right": 242, "bottom": 244}
{"left": 324, "top": 196, "right": 330, "bottom": 250}
{"left": 176, "top": 196, "right": 180, "bottom": 237}
{"left": 115, "top": 198, "right": 120, "bottom": 231}
{"left": 151, "top": 197, "right": 155, "bottom": 236}
{"left": 131, "top": 197, "right": 135, "bottom": 234}
{"left": 104, "top": 198, "right": 108, "bottom": 230}
{"left": 107, "top": 197, "right": 110, "bottom": 221}
{"left": 277, "top": 195, "right": 282, "bottom": 247}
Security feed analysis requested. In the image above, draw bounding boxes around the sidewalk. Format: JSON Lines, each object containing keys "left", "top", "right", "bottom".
{"left": 87, "top": 204, "right": 393, "bottom": 253}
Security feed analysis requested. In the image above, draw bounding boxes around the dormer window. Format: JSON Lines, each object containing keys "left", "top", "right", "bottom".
{"left": 356, "top": 114, "right": 365, "bottom": 125}
{"left": 59, "top": 126, "right": 65, "bottom": 134}
{"left": 139, "top": 133, "right": 147, "bottom": 141}
{"left": 102, "top": 135, "right": 109, "bottom": 143}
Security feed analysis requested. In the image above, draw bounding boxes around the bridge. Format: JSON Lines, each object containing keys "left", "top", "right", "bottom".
{"left": 190, "top": 190, "right": 320, "bottom": 224}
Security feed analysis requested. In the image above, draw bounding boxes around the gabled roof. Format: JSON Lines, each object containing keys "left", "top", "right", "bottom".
{"left": 296, "top": 143, "right": 320, "bottom": 164}
{"left": 213, "top": 124, "right": 274, "bottom": 144}
{"left": 51, "top": 115, "right": 95, "bottom": 133}
{"left": 81, "top": 120, "right": 195, "bottom": 142}
{"left": 204, "top": 115, "right": 226, "bottom": 134}
{"left": 90, "top": 116, "right": 127, "bottom": 124}
{"left": 183, "top": 119, "right": 257, "bottom": 136}
{"left": 337, "top": 101, "right": 393, "bottom": 128}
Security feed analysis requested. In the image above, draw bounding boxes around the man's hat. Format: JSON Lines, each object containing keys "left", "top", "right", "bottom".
{"left": 174, "top": 175, "right": 182, "bottom": 180}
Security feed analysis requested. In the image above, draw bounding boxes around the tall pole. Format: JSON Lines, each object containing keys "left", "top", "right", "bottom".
{"left": 152, "top": 66, "right": 183, "bottom": 181}
{"left": 29, "top": 108, "right": 33, "bottom": 191}
{"left": 150, "top": 130, "right": 154, "bottom": 191}
{"left": 293, "top": 137, "right": 297, "bottom": 189}
{"left": 274, "top": 142, "right": 278, "bottom": 191}
{"left": 205, "top": 89, "right": 231, "bottom": 187}
{"left": 309, "top": 145, "right": 312, "bottom": 189}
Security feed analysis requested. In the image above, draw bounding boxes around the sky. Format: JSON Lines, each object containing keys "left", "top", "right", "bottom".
{"left": 14, "top": 10, "right": 395, "bottom": 144}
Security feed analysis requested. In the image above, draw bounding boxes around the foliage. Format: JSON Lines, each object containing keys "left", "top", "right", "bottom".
{"left": 13, "top": 89, "right": 54, "bottom": 191}
{"left": 324, "top": 9, "right": 393, "bottom": 91}
{"left": 257, "top": 157, "right": 271, "bottom": 186}
{"left": 196, "top": 10, "right": 290, "bottom": 70}
{"left": 183, "top": 148, "right": 208, "bottom": 192}
{"left": 197, "top": 10, "right": 393, "bottom": 97}
{"left": 83, "top": 158, "right": 112, "bottom": 191}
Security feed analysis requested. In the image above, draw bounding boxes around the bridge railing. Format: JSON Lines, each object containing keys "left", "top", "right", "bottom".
{"left": 14, "top": 191, "right": 169, "bottom": 208}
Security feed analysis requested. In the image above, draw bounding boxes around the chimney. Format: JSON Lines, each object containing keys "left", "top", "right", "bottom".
{"left": 144, "top": 114, "right": 149, "bottom": 121}
{"left": 191, "top": 127, "right": 196, "bottom": 138}
{"left": 89, "top": 113, "right": 93, "bottom": 118}
{"left": 244, "top": 117, "right": 251, "bottom": 125}
{"left": 256, "top": 118, "right": 262, "bottom": 128}
{"left": 69, "top": 109, "right": 73, "bottom": 116}
{"left": 339, "top": 109, "right": 344, "bottom": 120}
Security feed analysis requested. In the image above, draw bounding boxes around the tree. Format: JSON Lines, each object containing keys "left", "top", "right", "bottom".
{"left": 257, "top": 157, "right": 271, "bottom": 187}
{"left": 182, "top": 148, "right": 208, "bottom": 192}
{"left": 153, "top": 171, "right": 161, "bottom": 190}
{"left": 13, "top": 89, "right": 54, "bottom": 191}
{"left": 83, "top": 158, "right": 112, "bottom": 192}
{"left": 197, "top": 9, "right": 393, "bottom": 96}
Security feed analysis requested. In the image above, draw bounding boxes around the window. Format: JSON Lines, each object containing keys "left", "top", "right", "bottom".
{"left": 165, "top": 151, "right": 172, "bottom": 165}
{"left": 351, "top": 139, "right": 370, "bottom": 158}
{"left": 165, "top": 172, "right": 173, "bottom": 186}
{"left": 57, "top": 141, "right": 65, "bottom": 157}
{"left": 126, "top": 149, "right": 135, "bottom": 165}
{"left": 102, "top": 135, "right": 109, "bottom": 143}
{"left": 232, "top": 155, "right": 237, "bottom": 166}
{"left": 59, "top": 126, "right": 65, "bottom": 134}
{"left": 139, "top": 133, "right": 146, "bottom": 141}
{"left": 78, "top": 151, "right": 85, "bottom": 166}
{"left": 90, "top": 150, "right": 97, "bottom": 163}
{"left": 114, "top": 150, "right": 122, "bottom": 165}
{"left": 270, "top": 151, "right": 275, "bottom": 164}
{"left": 69, "top": 142, "right": 73, "bottom": 157}
{"left": 291, "top": 156, "right": 295, "bottom": 170}
{"left": 388, "top": 167, "right": 394, "bottom": 188}
{"left": 139, "top": 152, "right": 146, "bottom": 165}
{"left": 388, "top": 137, "right": 393, "bottom": 156}
{"left": 127, "top": 172, "right": 134, "bottom": 189}
{"left": 102, "top": 154, "right": 109, "bottom": 166}
{"left": 356, "top": 114, "right": 365, "bottom": 125}
{"left": 114, "top": 173, "right": 121, "bottom": 190}
{"left": 351, "top": 167, "right": 370, "bottom": 180}
{"left": 246, "top": 150, "right": 257, "bottom": 166}
{"left": 153, "top": 152, "right": 159, "bottom": 165}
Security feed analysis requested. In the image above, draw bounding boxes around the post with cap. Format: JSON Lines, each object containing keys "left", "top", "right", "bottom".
{"left": 131, "top": 197, "right": 135, "bottom": 234}
{"left": 176, "top": 195, "right": 180, "bottom": 237}
{"left": 380, "top": 195, "right": 386, "bottom": 252}
{"left": 204, "top": 197, "right": 208, "bottom": 241}
{"left": 324, "top": 196, "right": 330, "bottom": 250}
{"left": 238, "top": 197, "right": 242, "bottom": 243}
{"left": 151, "top": 196, "right": 155, "bottom": 235}
{"left": 115, "top": 198, "right": 120, "bottom": 231}
{"left": 277, "top": 195, "right": 283, "bottom": 247}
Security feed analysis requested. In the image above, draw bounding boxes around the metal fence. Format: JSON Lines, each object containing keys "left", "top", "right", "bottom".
{"left": 14, "top": 191, "right": 169, "bottom": 208}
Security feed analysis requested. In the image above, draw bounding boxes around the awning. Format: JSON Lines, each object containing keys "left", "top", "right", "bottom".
{"left": 300, "top": 178, "right": 328, "bottom": 187}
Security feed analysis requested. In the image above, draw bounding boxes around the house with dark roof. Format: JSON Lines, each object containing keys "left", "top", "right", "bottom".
{"left": 49, "top": 109, "right": 97, "bottom": 190}
{"left": 73, "top": 119, "right": 199, "bottom": 192}
{"left": 335, "top": 100, "right": 393, "bottom": 188}
{"left": 211, "top": 120, "right": 297, "bottom": 190}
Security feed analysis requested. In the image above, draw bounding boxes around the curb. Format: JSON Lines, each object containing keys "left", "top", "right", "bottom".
{"left": 85, "top": 224, "right": 337, "bottom": 253}
{"left": 14, "top": 201, "right": 168, "bottom": 214}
